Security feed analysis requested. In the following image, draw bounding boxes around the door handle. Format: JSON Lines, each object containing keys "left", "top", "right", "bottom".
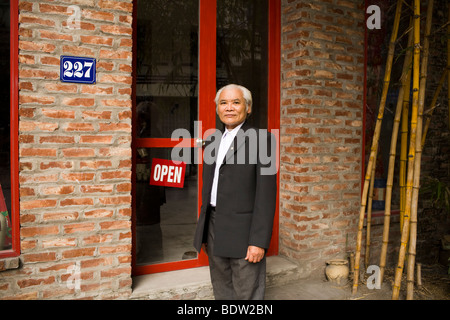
{"left": 196, "top": 138, "right": 205, "bottom": 147}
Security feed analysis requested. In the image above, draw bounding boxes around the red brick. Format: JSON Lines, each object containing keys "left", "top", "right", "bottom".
{"left": 40, "top": 161, "right": 73, "bottom": 170}
{"left": 81, "top": 85, "right": 113, "bottom": 95}
{"left": 20, "top": 187, "right": 36, "bottom": 197}
{"left": 20, "top": 121, "right": 59, "bottom": 132}
{"left": 98, "top": 196, "right": 131, "bottom": 206}
{"left": 19, "top": 40, "right": 56, "bottom": 53}
{"left": 60, "top": 198, "right": 94, "bottom": 207}
{"left": 63, "top": 222, "right": 96, "bottom": 234}
{"left": 17, "top": 276, "right": 55, "bottom": 289}
{"left": 41, "top": 109, "right": 75, "bottom": 119}
{"left": 42, "top": 212, "right": 79, "bottom": 222}
{"left": 99, "top": 74, "right": 132, "bottom": 84}
{"left": 62, "top": 247, "right": 96, "bottom": 259}
{"left": 82, "top": 9, "right": 115, "bottom": 22}
{"left": 19, "top": 173, "right": 58, "bottom": 184}
{"left": 42, "top": 238, "right": 77, "bottom": 248}
{"left": 62, "top": 148, "right": 96, "bottom": 158}
{"left": 100, "top": 25, "right": 132, "bottom": 35}
{"left": 100, "top": 171, "right": 131, "bottom": 180}
{"left": 39, "top": 136, "right": 75, "bottom": 144}
{"left": 44, "top": 83, "right": 78, "bottom": 93}
{"left": 40, "top": 30, "right": 73, "bottom": 41}
{"left": 64, "top": 123, "right": 95, "bottom": 132}
{"left": 98, "top": 244, "right": 131, "bottom": 254}
{"left": 82, "top": 110, "right": 112, "bottom": 119}
{"left": 41, "top": 56, "right": 61, "bottom": 66}
{"left": 84, "top": 209, "right": 114, "bottom": 219}
{"left": 98, "top": 0, "right": 133, "bottom": 12}
{"left": 38, "top": 3, "right": 70, "bottom": 15}
{"left": 83, "top": 234, "right": 113, "bottom": 244}
{"left": 61, "top": 173, "right": 95, "bottom": 182}
{"left": 41, "top": 185, "right": 75, "bottom": 195}
{"left": 20, "top": 94, "right": 55, "bottom": 105}
{"left": 79, "top": 135, "right": 113, "bottom": 144}
{"left": 19, "top": 54, "right": 35, "bottom": 64}
{"left": 98, "top": 123, "right": 131, "bottom": 132}
{"left": 101, "top": 267, "right": 131, "bottom": 278}
{"left": 62, "top": 97, "right": 95, "bottom": 107}
{"left": 80, "top": 185, "right": 114, "bottom": 193}
{"left": 21, "top": 224, "right": 59, "bottom": 237}
{"left": 62, "top": 45, "right": 95, "bottom": 56}
{"left": 81, "top": 35, "right": 114, "bottom": 46}
{"left": 79, "top": 160, "right": 113, "bottom": 169}
{"left": 101, "top": 99, "right": 132, "bottom": 108}
{"left": 19, "top": 81, "right": 34, "bottom": 91}
{"left": 99, "top": 49, "right": 132, "bottom": 60}
{"left": 19, "top": 14, "right": 56, "bottom": 27}
{"left": 99, "top": 220, "right": 131, "bottom": 230}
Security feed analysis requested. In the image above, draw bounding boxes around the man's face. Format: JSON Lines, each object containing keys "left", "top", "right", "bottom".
{"left": 217, "top": 87, "right": 251, "bottom": 130}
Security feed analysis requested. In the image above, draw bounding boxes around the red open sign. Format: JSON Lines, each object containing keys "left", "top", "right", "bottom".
{"left": 150, "top": 158, "right": 186, "bottom": 188}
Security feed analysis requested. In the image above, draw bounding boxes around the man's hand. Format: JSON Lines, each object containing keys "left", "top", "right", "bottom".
{"left": 245, "top": 246, "right": 265, "bottom": 263}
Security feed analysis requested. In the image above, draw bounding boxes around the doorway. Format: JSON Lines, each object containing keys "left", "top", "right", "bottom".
{"left": 132, "top": 0, "right": 280, "bottom": 276}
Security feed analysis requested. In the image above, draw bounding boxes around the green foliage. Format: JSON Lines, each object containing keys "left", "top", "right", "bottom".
{"left": 420, "top": 177, "right": 450, "bottom": 213}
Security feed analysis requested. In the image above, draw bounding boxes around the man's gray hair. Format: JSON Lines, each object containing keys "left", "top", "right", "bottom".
{"left": 214, "top": 84, "right": 253, "bottom": 114}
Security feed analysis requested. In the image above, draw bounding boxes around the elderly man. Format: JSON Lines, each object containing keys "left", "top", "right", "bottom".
{"left": 193, "top": 84, "right": 277, "bottom": 300}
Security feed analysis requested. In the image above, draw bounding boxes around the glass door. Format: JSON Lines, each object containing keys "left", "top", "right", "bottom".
{"left": 132, "top": 0, "right": 208, "bottom": 275}
{"left": 132, "top": 0, "right": 279, "bottom": 275}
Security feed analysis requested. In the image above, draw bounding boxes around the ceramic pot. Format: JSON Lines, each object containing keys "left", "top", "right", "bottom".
{"left": 325, "top": 259, "right": 349, "bottom": 285}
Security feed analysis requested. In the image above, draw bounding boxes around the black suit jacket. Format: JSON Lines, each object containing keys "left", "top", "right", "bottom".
{"left": 193, "top": 121, "right": 277, "bottom": 258}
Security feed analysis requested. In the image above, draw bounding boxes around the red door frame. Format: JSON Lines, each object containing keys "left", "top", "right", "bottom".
{"left": 267, "top": 0, "right": 281, "bottom": 257}
{"left": 0, "top": 0, "right": 20, "bottom": 260}
{"left": 131, "top": 0, "right": 280, "bottom": 276}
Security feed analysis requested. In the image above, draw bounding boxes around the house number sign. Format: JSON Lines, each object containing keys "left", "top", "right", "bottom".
{"left": 60, "top": 56, "right": 96, "bottom": 84}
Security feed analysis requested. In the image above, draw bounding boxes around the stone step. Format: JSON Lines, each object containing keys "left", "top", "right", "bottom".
{"left": 130, "top": 256, "right": 300, "bottom": 300}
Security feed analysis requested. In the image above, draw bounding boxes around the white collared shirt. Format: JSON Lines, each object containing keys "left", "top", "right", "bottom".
{"left": 210, "top": 122, "right": 244, "bottom": 207}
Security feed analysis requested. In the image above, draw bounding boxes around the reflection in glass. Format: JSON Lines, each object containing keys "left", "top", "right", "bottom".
{"left": 216, "top": 0, "right": 268, "bottom": 129}
{"left": 135, "top": 0, "right": 199, "bottom": 266}
{"left": 136, "top": 0, "right": 199, "bottom": 138}
{"left": 135, "top": 148, "right": 198, "bottom": 266}
{"left": 0, "top": 0, "right": 11, "bottom": 252}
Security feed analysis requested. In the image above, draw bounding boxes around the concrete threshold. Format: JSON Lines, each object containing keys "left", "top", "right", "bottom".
{"left": 130, "top": 256, "right": 300, "bottom": 300}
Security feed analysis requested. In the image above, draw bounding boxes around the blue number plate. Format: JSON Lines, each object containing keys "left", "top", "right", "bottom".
{"left": 60, "top": 56, "right": 96, "bottom": 84}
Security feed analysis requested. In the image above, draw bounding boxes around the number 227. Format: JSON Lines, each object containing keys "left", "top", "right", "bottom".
{"left": 63, "top": 60, "right": 94, "bottom": 78}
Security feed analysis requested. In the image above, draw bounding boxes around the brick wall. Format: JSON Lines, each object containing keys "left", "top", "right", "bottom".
{"left": 0, "top": 0, "right": 133, "bottom": 299}
{"left": 279, "top": 0, "right": 365, "bottom": 275}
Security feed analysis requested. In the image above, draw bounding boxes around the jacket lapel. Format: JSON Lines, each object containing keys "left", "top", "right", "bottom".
{"left": 223, "top": 121, "right": 251, "bottom": 166}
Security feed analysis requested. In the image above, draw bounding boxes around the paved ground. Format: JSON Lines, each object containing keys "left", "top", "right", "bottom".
{"left": 265, "top": 277, "right": 354, "bottom": 300}
{"left": 131, "top": 257, "right": 448, "bottom": 300}
{"left": 265, "top": 264, "right": 449, "bottom": 300}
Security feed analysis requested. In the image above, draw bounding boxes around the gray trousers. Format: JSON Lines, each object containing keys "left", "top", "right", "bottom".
{"left": 207, "top": 209, "right": 266, "bottom": 300}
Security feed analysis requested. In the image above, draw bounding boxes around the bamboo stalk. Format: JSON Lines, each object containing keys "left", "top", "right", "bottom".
{"left": 392, "top": 0, "right": 421, "bottom": 300}
{"left": 400, "top": 53, "right": 412, "bottom": 234}
{"left": 379, "top": 24, "right": 414, "bottom": 283}
{"left": 406, "top": 0, "right": 434, "bottom": 300}
{"left": 365, "top": 152, "right": 377, "bottom": 268}
{"left": 352, "top": 0, "right": 404, "bottom": 295}
{"left": 422, "top": 69, "right": 447, "bottom": 148}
